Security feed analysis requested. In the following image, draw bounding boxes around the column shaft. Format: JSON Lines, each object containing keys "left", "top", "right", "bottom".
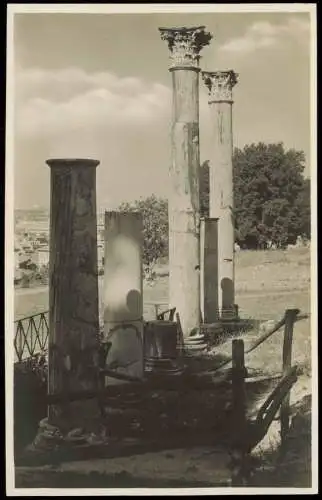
{"left": 103, "top": 211, "right": 144, "bottom": 383}
{"left": 169, "top": 67, "right": 200, "bottom": 336}
{"left": 200, "top": 217, "right": 219, "bottom": 323}
{"left": 47, "top": 158, "right": 100, "bottom": 423}
{"left": 211, "top": 102, "right": 235, "bottom": 316}
{"left": 202, "top": 70, "right": 238, "bottom": 319}
{"left": 159, "top": 26, "right": 212, "bottom": 337}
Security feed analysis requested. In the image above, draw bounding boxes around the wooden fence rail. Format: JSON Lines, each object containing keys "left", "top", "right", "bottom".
{"left": 228, "top": 308, "right": 300, "bottom": 486}
{"left": 206, "top": 309, "right": 308, "bottom": 375}
{"left": 15, "top": 305, "right": 302, "bottom": 484}
{"left": 280, "top": 309, "right": 299, "bottom": 445}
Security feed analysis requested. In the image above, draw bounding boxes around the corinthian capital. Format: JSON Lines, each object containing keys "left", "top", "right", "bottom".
{"left": 159, "top": 26, "right": 212, "bottom": 69}
{"left": 202, "top": 70, "right": 238, "bottom": 102}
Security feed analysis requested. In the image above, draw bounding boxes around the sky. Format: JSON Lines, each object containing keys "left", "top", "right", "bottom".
{"left": 12, "top": 9, "right": 312, "bottom": 210}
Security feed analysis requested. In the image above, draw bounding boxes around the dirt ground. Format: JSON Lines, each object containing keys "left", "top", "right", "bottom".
{"left": 14, "top": 248, "right": 314, "bottom": 490}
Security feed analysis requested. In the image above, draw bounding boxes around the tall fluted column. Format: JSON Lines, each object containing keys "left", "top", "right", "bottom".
{"left": 159, "top": 26, "right": 212, "bottom": 336}
{"left": 46, "top": 158, "right": 100, "bottom": 423}
{"left": 202, "top": 71, "right": 238, "bottom": 319}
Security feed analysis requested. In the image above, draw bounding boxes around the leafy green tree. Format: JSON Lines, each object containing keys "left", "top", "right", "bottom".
{"left": 19, "top": 259, "right": 38, "bottom": 271}
{"left": 118, "top": 195, "right": 168, "bottom": 277}
{"left": 234, "top": 143, "right": 309, "bottom": 248}
{"left": 294, "top": 178, "right": 311, "bottom": 241}
{"left": 200, "top": 143, "right": 310, "bottom": 249}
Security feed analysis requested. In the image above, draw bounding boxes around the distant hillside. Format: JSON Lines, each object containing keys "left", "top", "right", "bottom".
{"left": 15, "top": 208, "right": 49, "bottom": 219}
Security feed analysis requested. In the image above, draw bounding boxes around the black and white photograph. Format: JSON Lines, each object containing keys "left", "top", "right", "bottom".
{"left": 5, "top": 3, "right": 317, "bottom": 494}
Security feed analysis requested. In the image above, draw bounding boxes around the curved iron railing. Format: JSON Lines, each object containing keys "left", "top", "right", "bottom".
{"left": 15, "top": 303, "right": 307, "bottom": 363}
{"left": 14, "top": 311, "right": 49, "bottom": 362}
{"left": 13, "top": 302, "right": 169, "bottom": 363}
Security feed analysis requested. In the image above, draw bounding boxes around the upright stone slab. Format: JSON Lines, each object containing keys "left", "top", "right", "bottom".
{"left": 200, "top": 217, "right": 219, "bottom": 323}
{"left": 103, "top": 211, "right": 144, "bottom": 383}
{"left": 202, "top": 71, "right": 238, "bottom": 319}
{"left": 46, "top": 158, "right": 100, "bottom": 424}
{"left": 159, "top": 26, "right": 212, "bottom": 337}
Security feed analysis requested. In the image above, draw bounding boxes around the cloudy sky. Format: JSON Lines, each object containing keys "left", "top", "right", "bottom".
{"left": 12, "top": 9, "right": 312, "bottom": 210}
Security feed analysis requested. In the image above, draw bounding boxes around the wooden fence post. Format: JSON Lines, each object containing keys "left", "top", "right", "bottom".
{"left": 280, "top": 308, "right": 298, "bottom": 446}
{"left": 231, "top": 339, "right": 248, "bottom": 486}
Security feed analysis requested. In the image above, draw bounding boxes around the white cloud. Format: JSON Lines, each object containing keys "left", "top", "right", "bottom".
{"left": 15, "top": 67, "right": 171, "bottom": 138}
{"left": 14, "top": 67, "right": 175, "bottom": 206}
{"left": 219, "top": 16, "right": 310, "bottom": 55}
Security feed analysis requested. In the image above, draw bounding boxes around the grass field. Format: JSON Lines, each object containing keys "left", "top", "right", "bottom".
{"left": 13, "top": 247, "right": 314, "bottom": 488}
{"left": 14, "top": 246, "right": 312, "bottom": 381}
{"left": 14, "top": 246, "right": 311, "bottom": 321}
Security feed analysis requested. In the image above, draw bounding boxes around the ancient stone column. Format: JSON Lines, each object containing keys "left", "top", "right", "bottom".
{"left": 46, "top": 158, "right": 100, "bottom": 424}
{"left": 159, "top": 26, "right": 212, "bottom": 337}
{"left": 200, "top": 217, "right": 219, "bottom": 324}
{"left": 202, "top": 71, "right": 238, "bottom": 319}
{"left": 103, "top": 211, "right": 144, "bottom": 383}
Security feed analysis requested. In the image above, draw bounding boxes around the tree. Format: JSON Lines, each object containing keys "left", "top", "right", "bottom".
{"left": 38, "top": 264, "right": 49, "bottom": 285}
{"left": 295, "top": 178, "right": 310, "bottom": 241}
{"left": 234, "top": 143, "right": 309, "bottom": 248}
{"left": 118, "top": 195, "right": 168, "bottom": 277}
{"left": 200, "top": 142, "right": 310, "bottom": 249}
{"left": 20, "top": 272, "right": 31, "bottom": 288}
{"left": 19, "top": 259, "right": 38, "bottom": 272}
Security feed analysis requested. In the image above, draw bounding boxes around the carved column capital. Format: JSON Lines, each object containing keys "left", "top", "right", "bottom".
{"left": 159, "top": 26, "right": 212, "bottom": 69}
{"left": 202, "top": 70, "right": 238, "bottom": 103}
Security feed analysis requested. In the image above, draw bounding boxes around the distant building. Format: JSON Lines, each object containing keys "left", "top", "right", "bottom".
{"left": 36, "top": 234, "right": 48, "bottom": 245}
{"left": 37, "top": 247, "right": 50, "bottom": 267}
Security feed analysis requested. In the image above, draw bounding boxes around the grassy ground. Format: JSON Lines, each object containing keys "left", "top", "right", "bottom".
{"left": 13, "top": 247, "right": 313, "bottom": 489}
{"left": 14, "top": 247, "right": 310, "bottom": 320}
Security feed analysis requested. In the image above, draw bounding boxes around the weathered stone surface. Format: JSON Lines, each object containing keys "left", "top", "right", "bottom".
{"left": 159, "top": 27, "right": 211, "bottom": 336}
{"left": 159, "top": 26, "right": 212, "bottom": 69}
{"left": 46, "top": 158, "right": 100, "bottom": 422}
{"left": 103, "top": 211, "right": 144, "bottom": 383}
{"left": 200, "top": 217, "right": 219, "bottom": 323}
{"left": 201, "top": 72, "right": 238, "bottom": 317}
{"left": 202, "top": 70, "right": 238, "bottom": 103}
{"left": 144, "top": 321, "right": 178, "bottom": 359}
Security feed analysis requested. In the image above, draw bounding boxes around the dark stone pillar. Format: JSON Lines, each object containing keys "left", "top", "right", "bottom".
{"left": 46, "top": 158, "right": 100, "bottom": 425}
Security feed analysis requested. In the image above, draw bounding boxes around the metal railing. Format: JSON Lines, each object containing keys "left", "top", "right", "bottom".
{"left": 13, "top": 302, "right": 169, "bottom": 363}
{"left": 14, "top": 312, "right": 49, "bottom": 362}
{"left": 14, "top": 303, "right": 309, "bottom": 363}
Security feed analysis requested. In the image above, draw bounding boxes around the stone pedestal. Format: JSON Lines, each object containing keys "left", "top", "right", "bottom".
{"left": 159, "top": 26, "right": 212, "bottom": 337}
{"left": 202, "top": 71, "right": 238, "bottom": 319}
{"left": 200, "top": 217, "right": 219, "bottom": 323}
{"left": 46, "top": 158, "right": 100, "bottom": 426}
{"left": 144, "top": 321, "right": 178, "bottom": 360}
{"left": 103, "top": 211, "right": 144, "bottom": 384}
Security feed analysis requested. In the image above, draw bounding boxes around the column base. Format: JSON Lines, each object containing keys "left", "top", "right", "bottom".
{"left": 220, "top": 304, "right": 239, "bottom": 322}
{"left": 22, "top": 411, "right": 109, "bottom": 461}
